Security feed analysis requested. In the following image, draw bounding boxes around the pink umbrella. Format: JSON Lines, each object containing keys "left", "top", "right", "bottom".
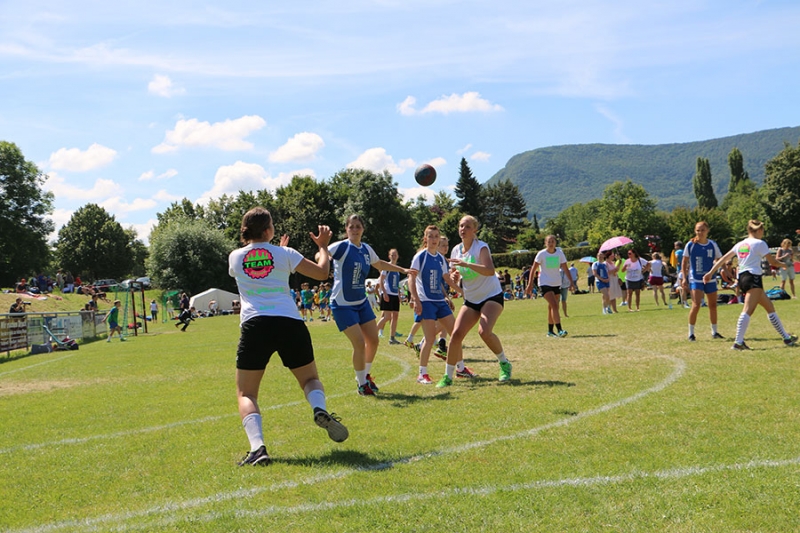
{"left": 599, "top": 236, "right": 633, "bottom": 252}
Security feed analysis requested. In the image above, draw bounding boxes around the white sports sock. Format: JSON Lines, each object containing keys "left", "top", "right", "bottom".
{"left": 767, "top": 312, "right": 789, "bottom": 338}
{"left": 242, "top": 413, "right": 265, "bottom": 452}
{"left": 445, "top": 364, "right": 456, "bottom": 380}
{"left": 355, "top": 369, "right": 368, "bottom": 386}
{"left": 711, "top": 324, "right": 718, "bottom": 335}
{"left": 364, "top": 362, "right": 372, "bottom": 375}
{"left": 306, "top": 389, "right": 326, "bottom": 412}
{"left": 495, "top": 351, "right": 508, "bottom": 363}
{"left": 455, "top": 360, "right": 465, "bottom": 372}
{"left": 688, "top": 324, "right": 695, "bottom": 337}
{"left": 419, "top": 366, "right": 428, "bottom": 376}
{"left": 735, "top": 313, "right": 750, "bottom": 345}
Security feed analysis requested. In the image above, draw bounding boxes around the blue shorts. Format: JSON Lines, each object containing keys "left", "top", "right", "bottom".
{"left": 109, "top": 321, "right": 119, "bottom": 329}
{"left": 417, "top": 300, "right": 452, "bottom": 321}
{"left": 331, "top": 300, "right": 376, "bottom": 332}
{"left": 302, "top": 302, "right": 313, "bottom": 310}
{"left": 596, "top": 281, "right": 609, "bottom": 290}
{"left": 689, "top": 281, "right": 718, "bottom": 294}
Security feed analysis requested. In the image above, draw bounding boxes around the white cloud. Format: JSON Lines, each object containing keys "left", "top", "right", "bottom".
{"left": 595, "top": 104, "right": 630, "bottom": 143}
{"left": 347, "top": 148, "right": 416, "bottom": 175}
{"left": 197, "top": 161, "right": 312, "bottom": 203}
{"left": 399, "top": 185, "right": 437, "bottom": 204}
{"left": 48, "top": 143, "right": 117, "bottom": 172}
{"left": 152, "top": 115, "right": 266, "bottom": 153}
{"left": 139, "top": 168, "right": 178, "bottom": 181}
{"left": 470, "top": 151, "right": 491, "bottom": 162}
{"left": 153, "top": 189, "right": 183, "bottom": 202}
{"left": 47, "top": 208, "right": 74, "bottom": 240}
{"left": 269, "top": 132, "right": 325, "bottom": 163}
{"left": 457, "top": 144, "right": 473, "bottom": 154}
{"left": 398, "top": 92, "right": 504, "bottom": 116}
{"left": 129, "top": 219, "right": 158, "bottom": 245}
{"left": 100, "top": 196, "right": 158, "bottom": 217}
{"left": 44, "top": 172, "right": 119, "bottom": 200}
{"left": 424, "top": 157, "right": 447, "bottom": 169}
{"left": 147, "top": 74, "right": 185, "bottom": 97}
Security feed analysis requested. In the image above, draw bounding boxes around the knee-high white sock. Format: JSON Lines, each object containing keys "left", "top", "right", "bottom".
{"left": 735, "top": 313, "right": 750, "bottom": 345}
{"left": 242, "top": 413, "right": 265, "bottom": 452}
{"left": 767, "top": 312, "right": 789, "bottom": 338}
{"left": 306, "top": 388, "right": 326, "bottom": 412}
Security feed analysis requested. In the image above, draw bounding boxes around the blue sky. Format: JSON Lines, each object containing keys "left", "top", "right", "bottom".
{"left": 2, "top": 1, "right": 799, "bottom": 243}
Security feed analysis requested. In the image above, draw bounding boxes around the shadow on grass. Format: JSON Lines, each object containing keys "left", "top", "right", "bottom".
{"left": 376, "top": 391, "right": 454, "bottom": 407}
{"left": 569, "top": 334, "right": 616, "bottom": 339}
{"left": 0, "top": 352, "right": 37, "bottom": 365}
{"left": 273, "top": 449, "right": 397, "bottom": 470}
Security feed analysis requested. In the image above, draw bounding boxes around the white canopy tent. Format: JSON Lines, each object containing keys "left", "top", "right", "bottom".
{"left": 189, "top": 288, "right": 239, "bottom": 313}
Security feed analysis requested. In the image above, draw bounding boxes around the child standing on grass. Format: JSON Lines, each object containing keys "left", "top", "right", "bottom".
{"left": 527, "top": 235, "right": 572, "bottom": 337}
{"left": 105, "top": 300, "right": 125, "bottom": 342}
{"left": 229, "top": 207, "right": 348, "bottom": 467}
{"left": 703, "top": 219, "right": 797, "bottom": 350}
{"left": 300, "top": 283, "right": 314, "bottom": 321}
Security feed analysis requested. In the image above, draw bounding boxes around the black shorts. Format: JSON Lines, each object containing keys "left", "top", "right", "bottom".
{"left": 540, "top": 285, "right": 560, "bottom": 297}
{"left": 626, "top": 279, "right": 644, "bottom": 290}
{"left": 464, "top": 292, "right": 504, "bottom": 312}
{"left": 738, "top": 272, "right": 763, "bottom": 294}
{"left": 236, "top": 316, "right": 314, "bottom": 371}
{"left": 379, "top": 294, "right": 400, "bottom": 312}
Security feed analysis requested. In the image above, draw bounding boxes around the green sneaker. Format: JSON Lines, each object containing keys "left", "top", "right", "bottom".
{"left": 436, "top": 375, "right": 453, "bottom": 388}
{"left": 499, "top": 360, "right": 512, "bottom": 382}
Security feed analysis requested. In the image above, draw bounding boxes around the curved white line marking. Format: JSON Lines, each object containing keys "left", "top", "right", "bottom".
{"left": 6, "top": 354, "right": 685, "bottom": 533}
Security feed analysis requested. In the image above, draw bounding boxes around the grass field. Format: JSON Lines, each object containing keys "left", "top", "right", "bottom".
{"left": 1, "top": 291, "right": 799, "bottom": 532}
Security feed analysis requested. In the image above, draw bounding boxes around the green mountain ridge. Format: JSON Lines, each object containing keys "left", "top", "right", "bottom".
{"left": 487, "top": 126, "right": 800, "bottom": 221}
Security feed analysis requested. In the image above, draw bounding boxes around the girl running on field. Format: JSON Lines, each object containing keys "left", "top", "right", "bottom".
{"left": 229, "top": 207, "right": 348, "bottom": 467}
{"left": 704, "top": 219, "right": 796, "bottom": 350}
{"left": 441, "top": 215, "right": 511, "bottom": 387}
{"left": 329, "top": 214, "right": 409, "bottom": 396}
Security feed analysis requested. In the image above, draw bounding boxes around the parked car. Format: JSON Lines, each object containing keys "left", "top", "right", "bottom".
{"left": 136, "top": 276, "right": 151, "bottom": 289}
{"left": 92, "top": 279, "right": 119, "bottom": 291}
{"left": 510, "top": 249, "right": 530, "bottom": 255}
{"left": 576, "top": 241, "right": 590, "bottom": 247}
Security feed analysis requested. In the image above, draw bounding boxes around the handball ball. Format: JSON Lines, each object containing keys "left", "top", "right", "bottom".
{"left": 414, "top": 164, "right": 437, "bottom": 187}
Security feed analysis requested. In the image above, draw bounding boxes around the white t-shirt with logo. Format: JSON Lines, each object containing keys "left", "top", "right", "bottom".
{"left": 228, "top": 243, "right": 304, "bottom": 324}
{"left": 451, "top": 239, "right": 502, "bottom": 303}
{"left": 534, "top": 247, "right": 568, "bottom": 288}
{"left": 732, "top": 237, "right": 770, "bottom": 275}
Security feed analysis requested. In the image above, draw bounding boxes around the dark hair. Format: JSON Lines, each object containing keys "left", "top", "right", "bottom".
{"left": 240, "top": 207, "right": 273, "bottom": 244}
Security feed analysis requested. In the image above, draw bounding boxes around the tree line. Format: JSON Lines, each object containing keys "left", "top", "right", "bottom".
{"left": 2, "top": 139, "right": 799, "bottom": 293}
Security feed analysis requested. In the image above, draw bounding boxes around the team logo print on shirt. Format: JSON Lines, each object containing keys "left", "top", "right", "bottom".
{"left": 242, "top": 248, "right": 275, "bottom": 279}
{"left": 458, "top": 256, "right": 479, "bottom": 281}
{"left": 737, "top": 243, "right": 751, "bottom": 260}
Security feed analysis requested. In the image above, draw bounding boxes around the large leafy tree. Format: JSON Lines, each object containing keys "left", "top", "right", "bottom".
{"left": 481, "top": 179, "right": 529, "bottom": 252}
{"left": 762, "top": 141, "right": 800, "bottom": 241}
{"left": 124, "top": 228, "right": 149, "bottom": 277}
{"left": 667, "top": 207, "right": 734, "bottom": 253}
{"left": 693, "top": 157, "right": 718, "bottom": 209}
{"left": 146, "top": 218, "right": 235, "bottom": 295}
{"left": 545, "top": 199, "right": 602, "bottom": 247}
{"left": 588, "top": 180, "right": 661, "bottom": 247}
{"left": 328, "top": 168, "right": 415, "bottom": 267}
{"left": 0, "top": 141, "right": 54, "bottom": 286}
{"left": 55, "top": 204, "right": 133, "bottom": 280}
{"left": 454, "top": 158, "right": 483, "bottom": 222}
{"left": 272, "top": 176, "right": 336, "bottom": 259}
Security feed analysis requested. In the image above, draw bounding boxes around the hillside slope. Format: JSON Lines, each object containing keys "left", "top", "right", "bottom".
{"left": 487, "top": 126, "right": 800, "bottom": 221}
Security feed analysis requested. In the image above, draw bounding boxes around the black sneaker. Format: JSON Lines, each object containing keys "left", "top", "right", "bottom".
{"left": 357, "top": 383, "right": 375, "bottom": 396}
{"left": 731, "top": 342, "right": 751, "bottom": 351}
{"left": 712, "top": 332, "right": 725, "bottom": 339}
{"left": 238, "top": 445, "right": 270, "bottom": 466}
{"left": 314, "top": 408, "right": 349, "bottom": 443}
{"left": 784, "top": 335, "right": 797, "bottom": 347}
{"left": 365, "top": 374, "right": 379, "bottom": 393}
{"left": 688, "top": 334, "right": 696, "bottom": 342}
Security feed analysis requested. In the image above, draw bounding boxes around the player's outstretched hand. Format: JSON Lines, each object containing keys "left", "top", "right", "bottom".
{"left": 310, "top": 225, "right": 332, "bottom": 248}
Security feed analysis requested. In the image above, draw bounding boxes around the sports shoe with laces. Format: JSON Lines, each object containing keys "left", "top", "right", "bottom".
{"left": 456, "top": 366, "right": 478, "bottom": 378}
{"left": 784, "top": 334, "right": 798, "bottom": 347}
{"left": 313, "top": 408, "right": 349, "bottom": 442}
{"left": 498, "top": 360, "right": 512, "bottom": 382}
{"left": 712, "top": 332, "right": 725, "bottom": 339}
{"left": 417, "top": 373, "right": 433, "bottom": 384}
{"left": 436, "top": 375, "right": 453, "bottom": 388}
{"left": 388, "top": 338, "right": 401, "bottom": 345}
{"left": 558, "top": 329, "right": 568, "bottom": 338}
{"left": 433, "top": 346, "right": 447, "bottom": 360}
{"left": 688, "top": 334, "right": 696, "bottom": 342}
{"left": 357, "top": 383, "right": 376, "bottom": 396}
{"left": 547, "top": 332, "right": 558, "bottom": 338}
{"left": 238, "top": 445, "right": 271, "bottom": 466}
{"left": 731, "top": 342, "right": 751, "bottom": 351}
{"left": 365, "top": 374, "right": 379, "bottom": 393}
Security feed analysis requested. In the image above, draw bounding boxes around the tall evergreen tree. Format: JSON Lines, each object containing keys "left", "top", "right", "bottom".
{"left": 727, "top": 147, "right": 750, "bottom": 191}
{"left": 693, "top": 157, "right": 718, "bottom": 209}
{"left": 454, "top": 158, "right": 483, "bottom": 221}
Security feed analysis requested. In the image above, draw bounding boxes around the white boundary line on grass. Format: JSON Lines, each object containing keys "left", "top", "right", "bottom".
{"left": 0, "top": 353, "right": 414, "bottom": 455}
{"left": 0, "top": 352, "right": 81, "bottom": 377}
{"left": 8, "top": 354, "right": 689, "bottom": 533}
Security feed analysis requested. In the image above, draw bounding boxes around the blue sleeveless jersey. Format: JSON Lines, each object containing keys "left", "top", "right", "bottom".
{"left": 684, "top": 240, "right": 722, "bottom": 283}
{"left": 410, "top": 250, "right": 448, "bottom": 302}
{"left": 329, "top": 240, "right": 379, "bottom": 306}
